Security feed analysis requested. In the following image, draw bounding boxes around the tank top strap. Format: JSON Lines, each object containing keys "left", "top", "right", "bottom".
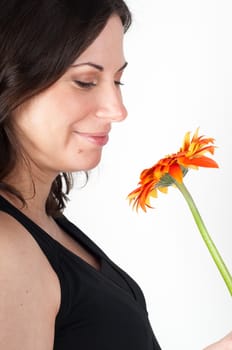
{"left": 0, "top": 194, "right": 60, "bottom": 269}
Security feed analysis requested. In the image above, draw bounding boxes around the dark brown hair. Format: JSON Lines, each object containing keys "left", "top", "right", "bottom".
{"left": 0, "top": 0, "right": 131, "bottom": 216}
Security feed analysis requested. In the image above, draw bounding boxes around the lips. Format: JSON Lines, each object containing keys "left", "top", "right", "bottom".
{"left": 74, "top": 131, "right": 109, "bottom": 146}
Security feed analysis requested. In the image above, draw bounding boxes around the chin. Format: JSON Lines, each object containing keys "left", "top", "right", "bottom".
{"left": 85, "top": 158, "right": 102, "bottom": 171}
{"left": 64, "top": 155, "right": 102, "bottom": 173}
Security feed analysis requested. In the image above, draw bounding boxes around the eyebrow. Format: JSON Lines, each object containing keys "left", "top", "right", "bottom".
{"left": 71, "top": 61, "right": 128, "bottom": 72}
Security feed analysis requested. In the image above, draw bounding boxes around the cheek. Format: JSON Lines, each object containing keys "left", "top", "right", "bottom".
{"left": 13, "top": 85, "right": 97, "bottom": 164}
{"left": 49, "top": 95, "right": 93, "bottom": 134}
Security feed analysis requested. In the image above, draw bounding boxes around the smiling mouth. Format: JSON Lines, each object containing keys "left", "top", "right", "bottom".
{"left": 74, "top": 132, "right": 109, "bottom": 146}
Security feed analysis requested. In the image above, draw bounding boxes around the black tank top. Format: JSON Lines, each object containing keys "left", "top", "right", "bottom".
{"left": 0, "top": 195, "right": 161, "bottom": 350}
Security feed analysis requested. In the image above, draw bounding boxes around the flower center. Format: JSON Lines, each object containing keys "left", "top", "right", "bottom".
{"left": 156, "top": 166, "right": 189, "bottom": 187}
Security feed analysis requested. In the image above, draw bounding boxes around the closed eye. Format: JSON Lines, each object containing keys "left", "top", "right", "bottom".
{"left": 74, "top": 80, "right": 97, "bottom": 88}
{"left": 74, "top": 80, "right": 124, "bottom": 89}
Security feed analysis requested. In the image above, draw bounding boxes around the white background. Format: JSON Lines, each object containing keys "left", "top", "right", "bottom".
{"left": 65, "top": 1, "right": 232, "bottom": 349}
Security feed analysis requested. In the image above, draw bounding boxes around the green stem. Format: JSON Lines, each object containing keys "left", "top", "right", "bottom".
{"left": 174, "top": 180, "right": 232, "bottom": 296}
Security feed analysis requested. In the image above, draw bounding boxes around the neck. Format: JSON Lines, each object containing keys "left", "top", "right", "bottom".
{"left": 1, "top": 168, "right": 58, "bottom": 220}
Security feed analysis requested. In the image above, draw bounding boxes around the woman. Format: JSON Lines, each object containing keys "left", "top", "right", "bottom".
{"left": 0, "top": 1, "right": 230, "bottom": 349}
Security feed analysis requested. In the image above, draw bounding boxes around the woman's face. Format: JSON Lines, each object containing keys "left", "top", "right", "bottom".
{"left": 13, "top": 15, "right": 127, "bottom": 176}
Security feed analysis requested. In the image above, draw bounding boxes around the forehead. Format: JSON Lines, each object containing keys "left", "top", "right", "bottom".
{"left": 73, "top": 15, "right": 125, "bottom": 67}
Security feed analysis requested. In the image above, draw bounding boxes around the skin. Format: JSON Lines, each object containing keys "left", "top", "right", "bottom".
{"left": 203, "top": 332, "right": 232, "bottom": 350}
{"left": 0, "top": 15, "right": 127, "bottom": 349}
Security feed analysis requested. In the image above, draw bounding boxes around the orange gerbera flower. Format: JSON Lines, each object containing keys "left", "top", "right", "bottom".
{"left": 128, "top": 128, "right": 219, "bottom": 212}
{"left": 127, "top": 129, "right": 232, "bottom": 295}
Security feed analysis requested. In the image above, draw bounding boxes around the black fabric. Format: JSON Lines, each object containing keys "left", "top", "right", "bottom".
{"left": 0, "top": 195, "right": 161, "bottom": 350}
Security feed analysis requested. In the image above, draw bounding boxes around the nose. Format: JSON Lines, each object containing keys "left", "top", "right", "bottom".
{"left": 95, "top": 85, "right": 128, "bottom": 122}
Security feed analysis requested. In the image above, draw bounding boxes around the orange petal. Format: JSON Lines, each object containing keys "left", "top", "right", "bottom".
{"left": 182, "top": 156, "right": 219, "bottom": 168}
{"left": 169, "top": 163, "right": 183, "bottom": 183}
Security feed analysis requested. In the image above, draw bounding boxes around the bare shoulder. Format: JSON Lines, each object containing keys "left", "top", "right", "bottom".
{"left": 0, "top": 210, "right": 59, "bottom": 281}
{"left": 0, "top": 211, "right": 60, "bottom": 349}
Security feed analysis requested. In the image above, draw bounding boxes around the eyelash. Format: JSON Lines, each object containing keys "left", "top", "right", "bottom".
{"left": 74, "top": 80, "right": 124, "bottom": 89}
